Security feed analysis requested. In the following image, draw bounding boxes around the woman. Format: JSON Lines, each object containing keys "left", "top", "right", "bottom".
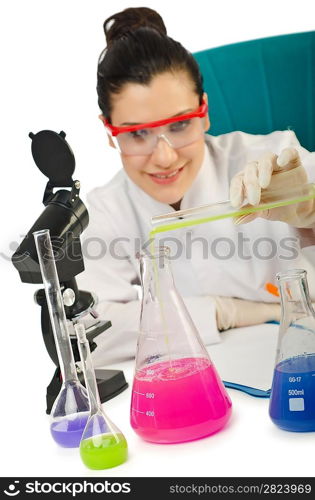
{"left": 78, "top": 7, "right": 315, "bottom": 363}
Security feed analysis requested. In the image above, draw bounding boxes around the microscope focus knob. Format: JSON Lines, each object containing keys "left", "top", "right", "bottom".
{"left": 34, "top": 289, "right": 45, "bottom": 306}
{"left": 63, "top": 288, "right": 76, "bottom": 307}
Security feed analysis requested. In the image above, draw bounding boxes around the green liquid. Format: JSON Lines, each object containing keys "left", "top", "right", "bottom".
{"left": 80, "top": 433, "right": 128, "bottom": 470}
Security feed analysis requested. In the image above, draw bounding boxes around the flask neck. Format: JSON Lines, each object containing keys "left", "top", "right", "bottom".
{"left": 136, "top": 246, "right": 210, "bottom": 367}
{"left": 277, "top": 270, "right": 314, "bottom": 321}
{"left": 140, "top": 250, "right": 175, "bottom": 302}
{"left": 76, "top": 329, "right": 102, "bottom": 415}
{"left": 58, "top": 332, "right": 80, "bottom": 382}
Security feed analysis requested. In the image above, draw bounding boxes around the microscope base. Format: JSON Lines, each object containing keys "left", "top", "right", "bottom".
{"left": 46, "top": 367, "right": 129, "bottom": 414}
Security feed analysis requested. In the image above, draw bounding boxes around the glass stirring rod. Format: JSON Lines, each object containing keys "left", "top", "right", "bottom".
{"left": 75, "top": 322, "right": 128, "bottom": 470}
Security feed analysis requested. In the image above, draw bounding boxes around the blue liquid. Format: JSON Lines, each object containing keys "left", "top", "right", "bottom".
{"left": 269, "top": 354, "right": 315, "bottom": 432}
{"left": 50, "top": 412, "right": 89, "bottom": 447}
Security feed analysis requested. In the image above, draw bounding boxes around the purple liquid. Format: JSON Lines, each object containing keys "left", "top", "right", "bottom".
{"left": 50, "top": 412, "right": 89, "bottom": 448}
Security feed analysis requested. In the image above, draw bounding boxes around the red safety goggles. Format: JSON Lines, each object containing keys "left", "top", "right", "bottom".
{"left": 104, "top": 99, "right": 208, "bottom": 137}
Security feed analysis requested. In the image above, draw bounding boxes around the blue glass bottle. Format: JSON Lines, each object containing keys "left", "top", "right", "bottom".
{"left": 269, "top": 269, "right": 315, "bottom": 432}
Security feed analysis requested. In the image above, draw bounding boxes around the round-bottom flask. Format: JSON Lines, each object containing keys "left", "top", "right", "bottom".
{"left": 76, "top": 323, "right": 128, "bottom": 469}
{"left": 50, "top": 381, "right": 89, "bottom": 448}
{"left": 80, "top": 412, "right": 128, "bottom": 470}
{"left": 130, "top": 247, "right": 232, "bottom": 444}
{"left": 34, "top": 229, "right": 90, "bottom": 448}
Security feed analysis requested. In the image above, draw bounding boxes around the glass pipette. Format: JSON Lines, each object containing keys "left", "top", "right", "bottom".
{"left": 150, "top": 182, "right": 315, "bottom": 235}
{"left": 75, "top": 323, "right": 128, "bottom": 470}
{"left": 33, "top": 229, "right": 90, "bottom": 447}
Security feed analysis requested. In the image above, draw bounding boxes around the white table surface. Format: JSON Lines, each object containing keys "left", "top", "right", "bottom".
{"left": 2, "top": 263, "right": 314, "bottom": 478}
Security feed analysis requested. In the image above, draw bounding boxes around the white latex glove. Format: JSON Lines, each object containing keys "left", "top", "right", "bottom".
{"left": 214, "top": 296, "right": 281, "bottom": 331}
{"left": 230, "top": 148, "right": 315, "bottom": 227}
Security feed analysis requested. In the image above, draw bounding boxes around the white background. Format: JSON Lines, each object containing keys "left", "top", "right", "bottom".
{"left": 1, "top": 0, "right": 314, "bottom": 479}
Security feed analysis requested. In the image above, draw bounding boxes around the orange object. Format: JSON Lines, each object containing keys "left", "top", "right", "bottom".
{"left": 265, "top": 282, "right": 280, "bottom": 297}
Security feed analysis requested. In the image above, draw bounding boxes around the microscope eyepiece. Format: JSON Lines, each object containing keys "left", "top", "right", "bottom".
{"left": 12, "top": 130, "right": 88, "bottom": 284}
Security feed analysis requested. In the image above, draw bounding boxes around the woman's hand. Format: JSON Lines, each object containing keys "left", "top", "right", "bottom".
{"left": 229, "top": 148, "right": 315, "bottom": 227}
{"left": 214, "top": 296, "right": 281, "bottom": 330}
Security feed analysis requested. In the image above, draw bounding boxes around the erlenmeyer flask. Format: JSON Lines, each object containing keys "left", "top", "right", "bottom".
{"left": 130, "top": 246, "right": 232, "bottom": 444}
{"left": 34, "top": 230, "right": 90, "bottom": 447}
{"left": 269, "top": 269, "right": 315, "bottom": 432}
{"left": 75, "top": 323, "right": 128, "bottom": 470}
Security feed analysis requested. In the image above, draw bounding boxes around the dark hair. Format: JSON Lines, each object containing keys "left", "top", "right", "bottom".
{"left": 97, "top": 7, "right": 204, "bottom": 119}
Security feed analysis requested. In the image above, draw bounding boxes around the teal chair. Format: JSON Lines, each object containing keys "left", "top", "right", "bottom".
{"left": 193, "top": 31, "right": 315, "bottom": 151}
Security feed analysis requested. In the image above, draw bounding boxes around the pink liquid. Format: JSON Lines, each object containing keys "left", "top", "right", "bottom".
{"left": 130, "top": 357, "right": 232, "bottom": 444}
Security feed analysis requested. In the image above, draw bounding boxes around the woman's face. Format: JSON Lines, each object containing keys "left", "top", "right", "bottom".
{"left": 106, "top": 72, "right": 210, "bottom": 206}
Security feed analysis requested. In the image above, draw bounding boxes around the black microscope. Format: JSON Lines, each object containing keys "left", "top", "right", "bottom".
{"left": 12, "top": 130, "right": 128, "bottom": 413}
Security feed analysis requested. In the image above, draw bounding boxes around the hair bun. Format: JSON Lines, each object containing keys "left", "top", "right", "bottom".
{"left": 103, "top": 7, "right": 167, "bottom": 47}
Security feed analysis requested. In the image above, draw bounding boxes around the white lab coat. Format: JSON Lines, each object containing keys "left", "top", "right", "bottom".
{"left": 77, "top": 130, "right": 315, "bottom": 365}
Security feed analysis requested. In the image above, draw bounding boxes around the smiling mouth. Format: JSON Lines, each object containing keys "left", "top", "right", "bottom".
{"left": 149, "top": 167, "right": 184, "bottom": 179}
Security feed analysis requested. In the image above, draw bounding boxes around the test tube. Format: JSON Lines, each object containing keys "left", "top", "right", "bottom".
{"left": 150, "top": 182, "right": 315, "bottom": 235}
